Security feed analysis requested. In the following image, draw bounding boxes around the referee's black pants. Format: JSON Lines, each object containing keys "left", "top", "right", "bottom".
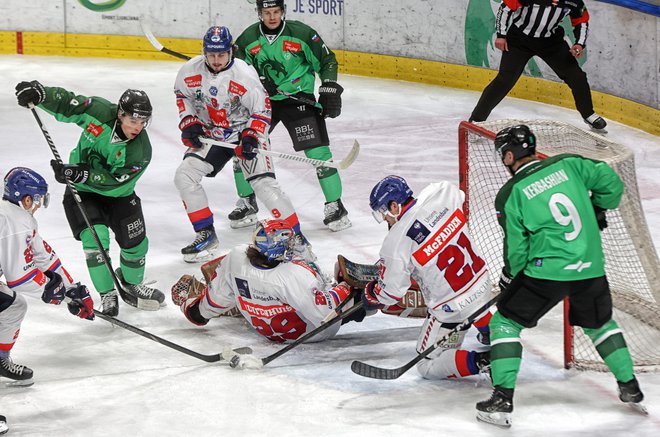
{"left": 471, "top": 26, "right": 594, "bottom": 121}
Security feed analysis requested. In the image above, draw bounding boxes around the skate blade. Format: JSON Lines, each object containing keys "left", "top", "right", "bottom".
{"left": 626, "top": 402, "right": 649, "bottom": 416}
{"left": 229, "top": 215, "right": 258, "bottom": 229}
{"left": 2, "top": 378, "right": 34, "bottom": 388}
{"left": 476, "top": 411, "right": 512, "bottom": 428}
{"left": 183, "top": 248, "right": 220, "bottom": 264}
{"left": 327, "top": 216, "right": 352, "bottom": 232}
{"left": 136, "top": 297, "right": 164, "bottom": 311}
{"left": 0, "top": 423, "right": 7, "bottom": 434}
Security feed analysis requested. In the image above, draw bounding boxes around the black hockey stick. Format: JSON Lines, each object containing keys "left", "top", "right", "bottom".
{"left": 351, "top": 295, "right": 499, "bottom": 380}
{"left": 139, "top": 18, "right": 322, "bottom": 110}
{"left": 93, "top": 310, "right": 252, "bottom": 363}
{"left": 29, "top": 105, "right": 136, "bottom": 308}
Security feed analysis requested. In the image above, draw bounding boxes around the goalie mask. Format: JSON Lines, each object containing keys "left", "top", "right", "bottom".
{"left": 369, "top": 175, "right": 413, "bottom": 223}
{"left": 494, "top": 124, "right": 536, "bottom": 161}
{"left": 252, "top": 219, "right": 295, "bottom": 262}
{"left": 3, "top": 167, "right": 49, "bottom": 210}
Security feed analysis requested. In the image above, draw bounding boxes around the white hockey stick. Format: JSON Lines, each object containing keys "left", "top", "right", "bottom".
{"left": 200, "top": 138, "right": 360, "bottom": 170}
{"left": 139, "top": 17, "right": 192, "bottom": 61}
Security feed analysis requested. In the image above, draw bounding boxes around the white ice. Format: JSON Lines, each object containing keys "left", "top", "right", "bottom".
{"left": 1, "top": 55, "right": 659, "bottom": 436}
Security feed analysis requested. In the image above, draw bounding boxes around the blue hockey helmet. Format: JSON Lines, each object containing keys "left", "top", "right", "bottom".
{"left": 203, "top": 26, "right": 233, "bottom": 54}
{"left": 252, "top": 219, "right": 295, "bottom": 262}
{"left": 494, "top": 124, "right": 536, "bottom": 161}
{"left": 3, "top": 167, "right": 49, "bottom": 208}
{"left": 369, "top": 175, "right": 413, "bottom": 223}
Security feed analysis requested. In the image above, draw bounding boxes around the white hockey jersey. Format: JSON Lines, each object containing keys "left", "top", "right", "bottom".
{"left": 199, "top": 245, "right": 349, "bottom": 343}
{"left": 0, "top": 200, "right": 73, "bottom": 300}
{"left": 374, "top": 182, "right": 493, "bottom": 323}
{"left": 174, "top": 56, "right": 271, "bottom": 145}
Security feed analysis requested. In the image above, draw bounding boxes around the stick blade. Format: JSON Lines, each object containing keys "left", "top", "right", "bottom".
{"left": 138, "top": 18, "right": 164, "bottom": 51}
{"left": 339, "top": 140, "right": 360, "bottom": 170}
{"left": 350, "top": 360, "right": 403, "bottom": 380}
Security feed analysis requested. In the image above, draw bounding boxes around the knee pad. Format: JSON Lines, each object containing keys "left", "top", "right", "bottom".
{"left": 174, "top": 157, "right": 214, "bottom": 193}
{"left": 304, "top": 145, "right": 332, "bottom": 161}
{"left": 0, "top": 292, "right": 27, "bottom": 325}
{"left": 81, "top": 225, "right": 110, "bottom": 251}
{"left": 250, "top": 176, "right": 295, "bottom": 220}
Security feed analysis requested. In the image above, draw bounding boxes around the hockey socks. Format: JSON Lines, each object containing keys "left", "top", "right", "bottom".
{"left": 489, "top": 311, "right": 524, "bottom": 390}
{"left": 305, "top": 146, "right": 342, "bottom": 202}
{"left": 119, "top": 237, "right": 149, "bottom": 285}
{"left": 583, "top": 319, "right": 635, "bottom": 383}
{"left": 81, "top": 226, "right": 114, "bottom": 293}
{"left": 232, "top": 164, "right": 255, "bottom": 198}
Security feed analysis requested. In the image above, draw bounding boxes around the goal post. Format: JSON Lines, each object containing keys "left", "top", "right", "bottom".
{"left": 458, "top": 119, "right": 660, "bottom": 372}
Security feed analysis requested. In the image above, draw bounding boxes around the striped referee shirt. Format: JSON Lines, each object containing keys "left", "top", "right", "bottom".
{"left": 497, "top": 0, "right": 590, "bottom": 47}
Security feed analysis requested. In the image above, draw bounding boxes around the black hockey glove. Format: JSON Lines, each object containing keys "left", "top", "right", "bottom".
{"left": 499, "top": 268, "right": 513, "bottom": 293}
{"left": 235, "top": 129, "right": 259, "bottom": 160}
{"left": 593, "top": 205, "right": 608, "bottom": 231}
{"left": 361, "top": 280, "right": 385, "bottom": 311}
{"left": 51, "top": 160, "right": 89, "bottom": 184}
{"left": 15, "top": 80, "right": 46, "bottom": 108}
{"left": 65, "top": 284, "right": 95, "bottom": 321}
{"left": 318, "top": 81, "right": 343, "bottom": 119}
{"left": 41, "top": 270, "right": 65, "bottom": 305}
{"left": 179, "top": 115, "right": 206, "bottom": 149}
{"left": 259, "top": 76, "right": 278, "bottom": 96}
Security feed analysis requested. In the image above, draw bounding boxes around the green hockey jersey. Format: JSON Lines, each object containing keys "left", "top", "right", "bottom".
{"left": 495, "top": 154, "right": 624, "bottom": 280}
{"left": 235, "top": 20, "right": 338, "bottom": 100}
{"left": 38, "top": 87, "right": 151, "bottom": 198}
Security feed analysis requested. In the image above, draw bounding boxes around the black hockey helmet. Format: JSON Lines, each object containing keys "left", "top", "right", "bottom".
{"left": 494, "top": 125, "right": 536, "bottom": 161}
{"left": 257, "top": 0, "right": 285, "bottom": 11}
{"left": 118, "top": 89, "right": 152, "bottom": 121}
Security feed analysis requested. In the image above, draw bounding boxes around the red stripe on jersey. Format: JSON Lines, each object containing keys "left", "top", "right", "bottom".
{"left": 455, "top": 350, "right": 472, "bottom": 377}
{"left": 570, "top": 9, "right": 589, "bottom": 26}
{"left": 503, "top": 0, "right": 521, "bottom": 9}
{"left": 0, "top": 342, "right": 15, "bottom": 351}
{"left": 7, "top": 269, "right": 40, "bottom": 288}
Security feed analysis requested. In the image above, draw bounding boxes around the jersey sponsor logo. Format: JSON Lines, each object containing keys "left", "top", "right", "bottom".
{"left": 229, "top": 80, "right": 247, "bottom": 96}
{"left": 294, "top": 124, "right": 316, "bottom": 142}
{"left": 250, "top": 119, "right": 268, "bottom": 134}
{"left": 412, "top": 209, "right": 466, "bottom": 266}
{"left": 283, "top": 40, "right": 302, "bottom": 53}
{"left": 239, "top": 298, "right": 294, "bottom": 319}
{"left": 86, "top": 122, "right": 103, "bottom": 137}
{"left": 249, "top": 44, "right": 261, "bottom": 55}
{"left": 184, "top": 74, "right": 202, "bottom": 88}
{"left": 406, "top": 220, "right": 430, "bottom": 245}
{"left": 235, "top": 278, "right": 252, "bottom": 299}
{"left": 424, "top": 207, "right": 449, "bottom": 228}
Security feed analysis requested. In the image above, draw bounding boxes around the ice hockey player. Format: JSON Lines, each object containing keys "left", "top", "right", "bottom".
{"left": 171, "top": 219, "right": 366, "bottom": 354}
{"left": 173, "top": 25, "right": 310, "bottom": 263}
{"left": 1, "top": 167, "right": 94, "bottom": 388}
{"left": 476, "top": 125, "right": 645, "bottom": 427}
{"left": 364, "top": 175, "right": 493, "bottom": 380}
{"left": 14, "top": 82, "right": 165, "bottom": 316}
{"left": 232, "top": 0, "right": 351, "bottom": 232}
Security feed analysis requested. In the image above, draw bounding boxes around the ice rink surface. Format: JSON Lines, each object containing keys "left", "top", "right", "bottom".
{"left": 1, "top": 55, "right": 659, "bottom": 436}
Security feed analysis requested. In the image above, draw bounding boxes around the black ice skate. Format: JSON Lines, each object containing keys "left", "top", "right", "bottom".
{"left": 0, "top": 357, "right": 34, "bottom": 387}
{"left": 228, "top": 194, "right": 258, "bottom": 229}
{"left": 100, "top": 290, "right": 119, "bottom": 317}
{"left": 181, "top": 226, "right": 219, "bottom": 263}
{"left": 476, "top": 386, "right": 514, "bottom": 428}
{"left": 583, "top": 113, "right": 607, "bottom": 133}
{"left": 475, "top": 351, "right": 491, "bottom": 380}
{"left": 115, "top": 268, "right": 165, "bottom": 311}
{"left": 618, "top": 377, "right": 648, "bottom": 415}
{"left": 0, "top": 414, "right": 7, "bottom": 435}
{"left": 323, "top": 199, "right": 352, "bottom": 232}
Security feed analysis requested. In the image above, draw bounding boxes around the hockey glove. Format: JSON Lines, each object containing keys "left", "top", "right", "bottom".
{"left": 361, "top": 280, "right": 385, "bottom": 311}
{"left": 499, "top": 268, "right": 513, "bottom": 293}
{"left": 235, "top": 129, "right": 259, "bottom": 160}
{"left": 15, "top": 80, "right": 46, "bottom": 108}
{"left": 50, "top": 160, "right": 89, "bottom": 184}
{"left": 41, "top": 270, "right": 65, "bottom": 305}
{"left": 593, "top": 205, "right": 608, "bottom": 231}
{"left": 179, "top": 115, "right": 206, "bottom": 149}
{"left": 259, "top": 75, "right": 278, "bottom": 96}
{"left": 65, "top": 284, "right": 95, "bottom": 321}
{"left": 318, "top": 81, "right": 343, "bottom": 119}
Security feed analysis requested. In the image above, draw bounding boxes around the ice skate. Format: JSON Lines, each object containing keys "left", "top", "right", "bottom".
{"left": 477, "top": 330, "right": 490, "bottom": 346}
{"left": 0, "top": 357, "right": 34, "bottom": 387}
{"left": 323, "top": 199, "right": 351, "bottom": 232}
{"left": 0, "top": 414, "right": 7, "bottom": 434}
{"left": 618, "top": 377, "right": 648, "bottom": 415}
{"left": 475, "top": 351, "right": 491, "bottom": 380}
{"left": 100, "top": 290, "right": 119, "bottom": 317}
{"left": 583, "top": 113, "right": 607, "bottom": 133}
{"left": 476, "top": 386, "right": 513, "bottom": 428}
{"left": 181, "top": 226, "right": 219, "bottom": 263}
{"left": 228, "top": 194, "right": 258, "bottom": 229}
{"left": 115, "top": 268, "right": 165, "bottom": 311}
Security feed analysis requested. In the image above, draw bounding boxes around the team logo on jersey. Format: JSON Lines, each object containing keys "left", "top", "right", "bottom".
{"left": 235, "top": 278, "right": 252, "bottom": 299}
{"left": 209, "top": 86, "right": 218, "bottom": 96}
{"left": 412, "top": 209, "right": 466, "bottom": 266}
{"left": 184, "top": 74, "right": 202, "bottom": 88}
{"left": 406, "top": 220, "right": 430, "bottom": 245}
{"left": 249, "top": 44, "right": 261, "bottom": 55}
{"left": 283, "top": 40, "right": 301, "bottom": 53}
{"left": 229, "top": 80, "right": 247, "bottom": 96}
{"left": 441, "top": 304, "right": 454, "bottom": 313}
{"left": 86, "top": 122, "right": 103, "bottom": 137}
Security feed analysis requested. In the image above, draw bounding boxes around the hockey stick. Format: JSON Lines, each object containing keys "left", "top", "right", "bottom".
{"left": 320, "top": 287, "right": 358, "bottom": 324}
{"left": 139, "top": 18, "right": 322, "bottom": 110}
{"left": 350, "top": 295, "right": 499, "bottom": 380}
{"left": 93, "top": 310, "right": 251, "bottom": 363}
{"left": 28, "top": 105, "right": 137, "bottom": 308}
{"left": 227, "top": 301, "right": 364, "bottom": 368}
{"left": 199, "top": 137, "right": 360, "bottom": 170}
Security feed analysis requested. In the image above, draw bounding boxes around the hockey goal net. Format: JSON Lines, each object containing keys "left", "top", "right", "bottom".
{"left": 458, "top": 119, "right": 660, "bottom": 372}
